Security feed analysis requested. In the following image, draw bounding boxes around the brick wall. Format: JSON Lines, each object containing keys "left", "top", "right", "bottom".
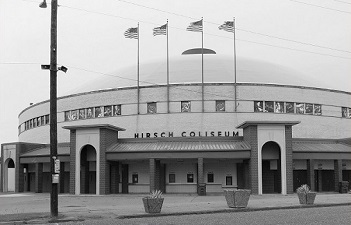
{"left": 285, "top": 125, "right": 294, "bottom": 194}
{"left": 243, "top": 125, "right": 258, "bottom": 194}
{"left": 69, "top": 130, "right": 76, "bottom": 194}
{"left": 99, "top": 128, "right": 118, "bottom": 195}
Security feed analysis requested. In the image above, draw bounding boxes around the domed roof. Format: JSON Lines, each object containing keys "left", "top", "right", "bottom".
{"left": 69, "top": 55, "right": 325, "bottom": 95}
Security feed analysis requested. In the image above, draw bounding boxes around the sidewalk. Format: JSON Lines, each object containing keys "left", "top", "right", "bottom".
{"left": 0, "top": 192, "right": 350, "bottom": 224}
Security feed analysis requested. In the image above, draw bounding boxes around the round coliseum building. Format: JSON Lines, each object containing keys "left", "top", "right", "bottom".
{"left": 1, "top": 54, "right": 351, "bottom": 195}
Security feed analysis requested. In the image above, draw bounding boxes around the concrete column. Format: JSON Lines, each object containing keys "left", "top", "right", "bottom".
{"left": 35, "top": 163, "right": 43, "bottom": 193}
{"left": 307, "top": 159, "right": 315, "bottom": 191}
{"left": 149, "top": 158, "right": 156, "bottom": 192}
{"left": 334, "top": 159, "right": 342, "bottom": 192}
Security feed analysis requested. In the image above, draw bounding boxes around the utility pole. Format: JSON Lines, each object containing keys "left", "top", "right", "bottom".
{"left": 40, "top": 0, "right": 66, "bottom": 218}
{"left": 50, "top": 0, "right": 58, "bottom": 218}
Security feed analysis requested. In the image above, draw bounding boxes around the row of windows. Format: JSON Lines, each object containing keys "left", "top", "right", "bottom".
{"left": 20, "top": 101, "right": 350, "bottom": 133}
{"left": 254, "top": 101, "right": 322, "bottom": 115}
{"left": 23, "top": 115, "right": 50, "bottom": 131}
{"left": 341, "top": 107, "right": 351, "bottom": 118}
{"left": 131, "top": 173, "right": 233, "bottom": 185}
{"left": 64, "top": 100, "right": 225, "bottom": 121}
{"left": 65, "top": 105, "right": 121, "bottom": 121}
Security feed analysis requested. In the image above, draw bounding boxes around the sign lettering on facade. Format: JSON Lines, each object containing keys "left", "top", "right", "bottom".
{"left": 134, "top": 131, "right": 240, "bottom": 138}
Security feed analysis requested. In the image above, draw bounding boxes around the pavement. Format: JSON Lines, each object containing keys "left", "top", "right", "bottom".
{"left": 0, "top": 192, "right": 350, "bottom": 224}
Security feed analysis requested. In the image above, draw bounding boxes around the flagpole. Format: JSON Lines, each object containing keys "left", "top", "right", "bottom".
{"left": 167, "top": 20, "right": 170, "bottom": 113}
{"left": 137, "top": 22, "right": 140, "bottom": 114}
{"left": 201, "top": 17, "right": 204, "bottom": 113}
{"left": 233, "top": 17, "right": 237, "bottom": 112}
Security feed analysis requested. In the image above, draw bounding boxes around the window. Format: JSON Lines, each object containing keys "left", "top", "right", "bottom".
{"left": 275, "top": 102, "right": 284, "bottom": 113}
{"left": 264, "top": 101, "right": 274, "bottom": 112}
{"left": 79, "top": 109, "right": 86, "bottom": 119}
{"left": 147, "top": 102, "right": 157, "bottom": 114}
{"left": 187, "top": 173, "right": 194, "bottom": 183}
{"left": 296, "top": 103, "right": 304, "bottom": 114}
{"left": 87, "top": 108, "right": 94, "bottom": 119}
{"left": 45, "top": 115, "right": 50, "bottom": 124}
{"left": 285, "top": 102, "right": 294, "bottom": 113}
{"left": 33, "top": 118, "right": 37, "bottom": 128}
{"left": 207, "top": 173, "right": 214, "bottom": 183}
{"left": 113, "top": 105, "right": 121, "bottom": 116}
{"left": 181, "top": 101, "right": 191, "bottom": 112}
{"left": 40, "top": 116, "right": 45, "bottom": 125}
{"left": 314, "top": 104, "right": 322, "bottom": 115}
{"left": 104, "top": 106, "right": 112, "bottom": 117}
{"left": 71, "top": 110, "right": 78, "bottom": 120}
{"left": 305, "top": 103, "right": 313, "bottom": 115}
{"left": 254, "top": 101, "right": 263, "bottom": 112}
{"left": 132, "top": 174, "right": 138, "bottom": 184}
{"left": 216, "top": 100, "right": 225, "bottom": 112}
{"left": 95, "top": 107, "right": 104, "bottom": 118}
{"left": 169, "top": 174, "right": 175, "bottom": 183}
{"left": 37, "top": 117, "right": 41, "bottom": 126}
{"left": 226, "top": 176, "right": 232, "bottom": 186}
{"left": 342, "top": 107, "right": 348, "bottom": 118}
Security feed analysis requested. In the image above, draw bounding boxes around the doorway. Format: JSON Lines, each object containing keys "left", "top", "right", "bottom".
{"left": 80, "top": 145, "right": 96, "bottom": 194}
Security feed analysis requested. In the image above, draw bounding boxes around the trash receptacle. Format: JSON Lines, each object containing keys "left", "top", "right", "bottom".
{"left": 197, "top": 183, "right": 206, "bottom": 196}
{"left": 339, "top": 181, "right": 349, "bottom": 193}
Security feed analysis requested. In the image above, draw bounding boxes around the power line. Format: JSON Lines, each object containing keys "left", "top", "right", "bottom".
{"left": 334, "top": 0, "right": 351, "bottom": 5}
{"left": 286, "top": 0, "right": 351, "bottom": 14}
{"left": 21, "top": 0, "right": 351, "bottom": 56}
{"left": 114, "top": 0, "right": 351, "bottom": 54}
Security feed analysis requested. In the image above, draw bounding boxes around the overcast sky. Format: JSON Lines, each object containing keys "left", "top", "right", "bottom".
{"left": 0, "top": 0, "right": 350, "bottom": 146}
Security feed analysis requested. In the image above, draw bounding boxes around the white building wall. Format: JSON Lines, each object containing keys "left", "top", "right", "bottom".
{"left": 18, "top": 84, "right": 351, "bottom": 143}
{"left": 204, "top": 161, "right": 238, "bottom": 193}
{"left": 128, "top": 162, "right": 149, "bottom": 193}
{"left": 166, "top": 162, "right": 197, "bottom": 193}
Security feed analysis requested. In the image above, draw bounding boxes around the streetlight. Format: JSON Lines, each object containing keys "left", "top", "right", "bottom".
{"left": 39, "top": 0, "right": 67, "bottom": 218}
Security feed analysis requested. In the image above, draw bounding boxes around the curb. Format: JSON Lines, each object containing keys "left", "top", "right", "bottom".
{"left": 117, "top": 202, "right": 351, "bottom": 219}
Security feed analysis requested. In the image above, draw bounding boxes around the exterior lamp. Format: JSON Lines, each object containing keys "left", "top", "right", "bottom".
{"left": 39, "top": 0, "right": 47, "bottom": 8}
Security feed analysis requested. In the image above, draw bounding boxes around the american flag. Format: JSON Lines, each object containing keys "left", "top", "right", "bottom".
{"left": 218, "top": 21, "right": 234, "bottom": 33}
{"left": 186, "top": 19, "right": 203, "bottom": 32}
{"left": 153, "top": 23, "right": 167, "bottom": 36}
{"left": 124, "top": 27, "right": 138, "bottom": 39}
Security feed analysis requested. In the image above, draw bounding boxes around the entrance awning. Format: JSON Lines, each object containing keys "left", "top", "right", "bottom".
{"left": 19, "top": 143, "right": 70, "bottom": 163}
{"left": 292, "top": 139, "right": 351, "bottom": 159}
{"left": 106, "top": 137, "right": 251, "bottom": 160}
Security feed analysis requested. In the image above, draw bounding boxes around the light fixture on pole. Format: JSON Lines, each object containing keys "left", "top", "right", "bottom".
{"left": 39, "top": 0, "right": 47, "bottom": 8}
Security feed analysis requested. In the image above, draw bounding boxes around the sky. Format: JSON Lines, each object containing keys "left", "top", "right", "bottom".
{"left": 0, "top": 0, "right": 350, "bottom": 147}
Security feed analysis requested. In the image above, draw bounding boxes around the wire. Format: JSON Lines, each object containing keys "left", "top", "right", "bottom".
{"left": 286, "top": 0, "right": 351, "bottom": 14}
{"left": 20, "top": 0, "right": 351, "bottom": 57}
{"left": 334, "top": 0, "right": 351, "bottom": 5}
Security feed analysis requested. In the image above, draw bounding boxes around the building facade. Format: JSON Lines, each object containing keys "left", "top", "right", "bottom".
{"left": 1, "top": 57, "right": 351, "bottom": 195}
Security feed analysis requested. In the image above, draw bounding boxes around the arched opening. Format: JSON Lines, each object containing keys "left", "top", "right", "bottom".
{"left": 80, "top": 145, "right": 96, "bottom": 194}
{"left": 262, "top": 141, "right": 281, "bottom": 194}
{"left": 5, "top": 158, "right": 15, "bottom": 192}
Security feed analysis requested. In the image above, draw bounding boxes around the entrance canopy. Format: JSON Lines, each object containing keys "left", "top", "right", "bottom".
{"left": 106, "top": 137, "right": 251, "bottom": 160}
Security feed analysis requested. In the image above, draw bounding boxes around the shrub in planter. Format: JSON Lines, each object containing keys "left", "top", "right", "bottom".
{"left": 142, "top": 190, "right": 164, "bottom": 213}
{"left": 224, "top": 189, "right": 251, "bottom": 208}
{"left": 296, "top": 184, "right": 317, "bottom": 205}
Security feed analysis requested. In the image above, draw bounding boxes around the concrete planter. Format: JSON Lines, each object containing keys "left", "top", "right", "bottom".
{"left": 224, "top": 189, "right": 251, "bottom": 208}
{"left": 297, "top": 192, "right": 317, "bottom": 205}
{"left": 142, "top": 197, "right": 164, "bottom": 213}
